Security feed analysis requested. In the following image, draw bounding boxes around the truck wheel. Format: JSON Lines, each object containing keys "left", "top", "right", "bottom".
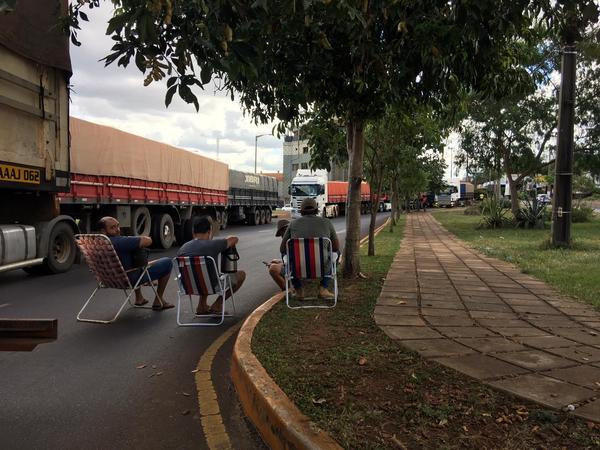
{"left": 152, "top": 214, "right": 175, "bottom": 249}
{"left": 215, "top": 210, "right": 222, "bottom": 229}
{"left": 132, "top": 207, "right": 152, "bottom": 237}
{"left": 322, "top": 207, "right": 327, "bottom": 218}
{"left": 265, "top": 209, "right": 272, "bottom": 224}
{"left": 259, "top": 209, "right": 266, "bottom": 225}
{"left": 44, "top": 222, "right": 76, "bottom": 274}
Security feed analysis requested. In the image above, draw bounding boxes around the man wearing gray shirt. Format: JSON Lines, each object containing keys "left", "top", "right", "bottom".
{"left": 280, "top": 197, "right": 339, "bottom": 299}
{"left": 178, "top": 216, "right": 246, "bottom": 314}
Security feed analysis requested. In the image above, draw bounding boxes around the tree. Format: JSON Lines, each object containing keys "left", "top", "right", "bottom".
{"left": 69, "top": 0, "right": 546, "bottom": 277}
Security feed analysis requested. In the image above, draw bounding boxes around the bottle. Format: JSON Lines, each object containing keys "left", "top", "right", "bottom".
{"left": 221, "top": 246, "right": 239, "bottom": 273}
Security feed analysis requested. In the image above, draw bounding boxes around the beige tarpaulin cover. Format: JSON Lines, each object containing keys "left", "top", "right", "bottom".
{"left": 70, "top": 118, "right": 229, "bottom": 191}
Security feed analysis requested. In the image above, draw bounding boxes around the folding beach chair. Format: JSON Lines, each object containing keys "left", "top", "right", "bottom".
{"left": 75, "top": 234, "right": 165, "bottom": 324}
{"left": 174, "top": 256, "right": 237, "bottom": 326}
{"left": 285, "top": 237, "right": 338, "bottom": 309}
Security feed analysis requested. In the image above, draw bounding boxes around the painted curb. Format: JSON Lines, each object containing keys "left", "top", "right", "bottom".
{"left": 231, "top": 291, "right": 343, "bottom": 450}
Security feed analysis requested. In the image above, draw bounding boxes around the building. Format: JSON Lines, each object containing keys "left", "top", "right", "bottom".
{"left": 282, "top": 130, "right": 347, "bottom": 203}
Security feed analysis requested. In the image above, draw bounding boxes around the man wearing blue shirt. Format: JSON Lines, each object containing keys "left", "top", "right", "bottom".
{"left": 98, "top": 217, "right": 174, "bottom": 310}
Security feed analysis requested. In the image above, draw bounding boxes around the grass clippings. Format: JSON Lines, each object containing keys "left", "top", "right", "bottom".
{"left": 252, "top": 216, "right": 600, "bottom": 449}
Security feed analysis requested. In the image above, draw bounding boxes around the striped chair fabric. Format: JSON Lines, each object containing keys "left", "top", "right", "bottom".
{"left": 176, "top": 256, "right": 220, "bottom": 296}
{"left": 75, "top": 234, "right": 131, "bottom": 289}
{"left": 287, "top": 238, "right": 332, "bottom": 280}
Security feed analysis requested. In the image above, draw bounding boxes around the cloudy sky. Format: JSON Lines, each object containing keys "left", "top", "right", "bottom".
{"left": 69, "top": 4, "right": 283, "bottom": 174}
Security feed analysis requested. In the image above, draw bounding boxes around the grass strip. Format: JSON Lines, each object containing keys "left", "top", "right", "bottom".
{"left": 432, "top": 210, "right": 600, "bottom": 309}
{"left": 252, "top": 216, "right": 600, "bottom": 449}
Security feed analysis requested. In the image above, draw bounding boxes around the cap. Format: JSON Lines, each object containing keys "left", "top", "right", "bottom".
{"left": 275, "top": 219, "right": 290, "bottom": 237}
{"left": 300, "top": 197, "right": 318, "bottom": 214}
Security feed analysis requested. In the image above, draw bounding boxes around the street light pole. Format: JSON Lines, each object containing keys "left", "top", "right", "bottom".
{"left": 254, "top": 133, "right": 270, "bottom": 173}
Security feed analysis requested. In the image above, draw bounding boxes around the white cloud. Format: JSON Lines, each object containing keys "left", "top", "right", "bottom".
{"left": 69, "top": 3, "right": 283, "bottom": 174}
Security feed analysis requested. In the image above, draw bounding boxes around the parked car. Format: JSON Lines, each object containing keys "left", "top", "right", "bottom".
{"left": 281, "top": 204, "right": 293, "bottom": 212}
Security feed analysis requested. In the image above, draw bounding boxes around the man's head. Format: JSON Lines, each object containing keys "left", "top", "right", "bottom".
{"left": 300, "top": 197, "right": 318, "bottom": 216}
{"left": 98, "top": 216, "right": 120, "bottom": 237}
{"left": 193, "top": 215, "right": 214, "bottom": 239}
{"left": 275, "top": 219, "right": 290, "bottom": 237}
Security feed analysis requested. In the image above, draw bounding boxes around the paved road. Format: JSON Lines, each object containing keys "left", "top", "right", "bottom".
{"left": 0, "top": 212, "right": 389, "bottom": 450}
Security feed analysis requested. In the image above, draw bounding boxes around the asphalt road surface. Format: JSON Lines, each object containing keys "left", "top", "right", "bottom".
{"left": 0, "top": 212, "right": 389, "bottom": 450}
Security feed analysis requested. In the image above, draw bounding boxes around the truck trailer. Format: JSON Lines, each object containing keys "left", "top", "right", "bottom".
{"left": 59, "top": 118, "right": 280, "bottom": 249}
{"left": 0, "top": 0, "right": 76, "bottom": 274}
{"left": 289, "top": 169, "right": 372, "bottom": 218}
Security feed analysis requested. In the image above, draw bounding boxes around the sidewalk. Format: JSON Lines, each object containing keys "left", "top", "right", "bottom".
{"left": 375, "top": 212, "right": 600, "bottom": 422}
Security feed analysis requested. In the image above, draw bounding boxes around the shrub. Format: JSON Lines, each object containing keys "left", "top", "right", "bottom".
{"left": 572, "top": 205, "right": 594, "bottom": 223}
{"left": 478, "top": 197, "right": 510, "bottom": 229}
{"left": 515, "top": 197, "right": 547, "bottom": 229}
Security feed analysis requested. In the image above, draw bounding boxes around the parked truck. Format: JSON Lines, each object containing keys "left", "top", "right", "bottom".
{"left": 437, "top": 180, "right": 475, "bottom": 207}
{"left": 59, "top": 118, "right": 280, "bottom": 248}
{"left": 289, "top": 169, "right": 372, "bottom": 218}
{"left": 0, "top": 0, "right": 77, "bottom": 274}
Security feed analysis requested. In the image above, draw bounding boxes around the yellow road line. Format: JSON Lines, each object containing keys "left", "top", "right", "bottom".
{"left": 195, "top": 323, "right": 242, "bottom": 450}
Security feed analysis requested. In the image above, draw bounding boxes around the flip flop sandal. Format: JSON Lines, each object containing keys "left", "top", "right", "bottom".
{"left": 134, "top": 299, "right": 149, "bottom": 306}
{"left": 152, "top": 302, "right": 175, "bottom": 311}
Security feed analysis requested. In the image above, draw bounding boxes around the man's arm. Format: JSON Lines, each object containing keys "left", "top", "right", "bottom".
{"left": 139, "top": 236, "right": 152, "bottom": 248}
{"left": 280, "top": 228, "right": 291, "bottom": 254}
{"left": 225, "top": 236, "right": 239, "bottom": 248}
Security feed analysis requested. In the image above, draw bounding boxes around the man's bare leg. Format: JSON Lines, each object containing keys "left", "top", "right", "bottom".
{"left": 268, "top": 264, "right": 286, "bottom": 291}
{"left": 196, "top": 295, "right": 209, "bottom": 315}
{"left": 134, "top": 288, "right": 148, "bottom": 306}
{"left": 211, "top": 271, "right": 246, "bottom": 312}
{"left": 152, "top": 273, "right": 174, "bottom": 309}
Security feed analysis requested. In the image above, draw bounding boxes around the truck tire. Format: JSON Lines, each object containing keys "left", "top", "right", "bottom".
{"left": 259, "top": 209, "right": 266, "bottom": 225}
{"left": 131, "top": 207, "right": 152, "bottom": 237}
{"left": 265, "top": 209, "right": 272, "bottom": 224}
{"left": 44, "top": 222, "right": 76, "bottom": 274}
{"left": 151, "top": 214, "right": 175, "bottom": 249}
{"left": 254, "top": 209, "right": 261, "bottom": 226}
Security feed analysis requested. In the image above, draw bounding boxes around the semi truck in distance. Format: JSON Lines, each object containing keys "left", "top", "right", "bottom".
{"left": 437, "top": 180, "right": 475, "bottom": 207}
{"left": 289, "top": 169, "right": 373, "bottom": 218}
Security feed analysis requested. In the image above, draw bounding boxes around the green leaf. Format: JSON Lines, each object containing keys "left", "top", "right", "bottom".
{"left": 200, "top": 66, "right": 212, "bottom": 85}
{"left": 79, "top": 11, "right": 89, "bottom": 22}
{"left": 165, "top": 84, "right": 177, "bottom": 108}
{"left": 167, "top": 77, "right": 177, "bottom": 88}
{"left": 135, "top": 52, "right": 146, "bottom": 72}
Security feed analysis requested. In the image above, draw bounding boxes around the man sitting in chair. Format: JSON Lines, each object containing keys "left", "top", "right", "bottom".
{"left": 98, "top": 217, "right": 174, "bottom": 310}
{"left": 280, "top": 198, "right": 339, "bottom": 300}
{"left": 177, "top": 216, "right": 246, "bottom": 315}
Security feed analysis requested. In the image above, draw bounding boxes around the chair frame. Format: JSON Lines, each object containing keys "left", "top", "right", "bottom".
{"left": 75, "top": 234, "right": 166, "bottom": 324}
{"left": 284, "top": 237, "right": 338, "bottom": 309}
{"left": 174, "top": 255, "right": 236, "bottom": 327}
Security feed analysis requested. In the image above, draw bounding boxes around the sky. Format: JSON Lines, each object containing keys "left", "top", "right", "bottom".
{"left": 69, "top": 4, "right": 283, "bottom": 174}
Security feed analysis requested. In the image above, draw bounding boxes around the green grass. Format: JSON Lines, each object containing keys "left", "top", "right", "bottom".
{"left": 432, "top": 210, "right": 600, "bottom": 308}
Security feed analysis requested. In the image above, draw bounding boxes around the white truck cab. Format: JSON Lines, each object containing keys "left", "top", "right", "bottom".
{"left": 289, "top": 169, "right": 331, "bottom": 218}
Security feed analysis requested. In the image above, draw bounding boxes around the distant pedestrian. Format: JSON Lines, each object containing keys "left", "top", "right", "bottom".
{"left": 280, "top": 198, "right": 339, "bottom": 300}
{"left": 98, "top": 216, "right": 174, "bottom": 310}
{"left": 420, "top": 193, "right": 428, "bottom": 211}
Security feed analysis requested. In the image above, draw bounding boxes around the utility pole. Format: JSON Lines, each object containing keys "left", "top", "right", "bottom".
{"left": 551, "top": 44, "right": 577, "bottom": 247}
{"left": 216, "top": 137, "right": 220, "bottom": 161}
{"left": 254, "top": 133, "right": 270, "bottom": 173}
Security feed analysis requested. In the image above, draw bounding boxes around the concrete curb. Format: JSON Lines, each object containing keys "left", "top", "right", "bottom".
{"left": 230, "top": 217, "right": 391, "bottom": 450}
{"left": 231, "top": 291, "right": 343, "bottom": 450}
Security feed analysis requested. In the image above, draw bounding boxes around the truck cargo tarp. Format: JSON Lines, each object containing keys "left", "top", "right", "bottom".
{"left": 0, "top": 0, "right": 71, "bottom": 73}
{"left": 71, "top": 118, "right": 229, "bottom": 192}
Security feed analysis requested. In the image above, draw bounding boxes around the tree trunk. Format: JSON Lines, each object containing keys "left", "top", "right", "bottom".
{"left": 507, "top": 176, "right": 520, "bottom": 216}
{"left": 342, "top": 118, "right": 365, "bottom": 278}
{"left": 368, "top": 169, "right": 383, "bottom": 256}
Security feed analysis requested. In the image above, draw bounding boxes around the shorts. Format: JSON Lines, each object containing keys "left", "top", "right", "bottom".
{"left": 129, "top": 257, "right": 173, "bottom": 285}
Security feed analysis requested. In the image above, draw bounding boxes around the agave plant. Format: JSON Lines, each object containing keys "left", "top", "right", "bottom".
{"left": 479, "top": 196, "right": 509, "bottom": 229}
{"left": 515, "top": 196, "right": 547, "bottom": 229}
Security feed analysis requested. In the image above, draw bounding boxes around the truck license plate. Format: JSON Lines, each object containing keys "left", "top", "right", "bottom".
{"left": 0, "top": 163, "right": 41, "bottom": 184}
